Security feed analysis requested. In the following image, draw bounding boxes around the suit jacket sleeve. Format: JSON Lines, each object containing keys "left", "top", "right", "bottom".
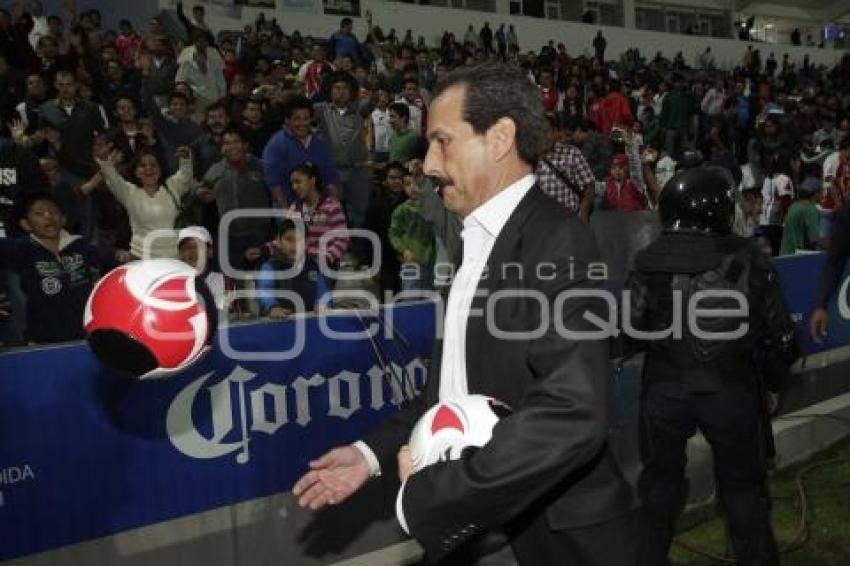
{"left": 360, "top": 339, "right": 441, "bottom": 475}
{"left": 401, "top": 219, "right": 612, "bottom": 561}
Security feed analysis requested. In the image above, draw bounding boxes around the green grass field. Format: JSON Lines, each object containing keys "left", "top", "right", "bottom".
{"left": 671, "top": 437, "right": 850, "bottom": 565}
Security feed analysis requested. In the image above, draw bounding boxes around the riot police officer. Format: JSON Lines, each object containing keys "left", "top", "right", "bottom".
{"left": 625, "top": 165, "right": 799, "bottom": 565}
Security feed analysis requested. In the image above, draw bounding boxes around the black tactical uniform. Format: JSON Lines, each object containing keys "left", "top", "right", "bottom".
{"left": 625, "top": 165, "right": 799, "bottom": 566}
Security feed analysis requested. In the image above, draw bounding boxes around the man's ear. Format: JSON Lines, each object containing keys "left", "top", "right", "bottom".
{"left": 19, "top": 218, "right": 31, "bottom": 233}
{"left": 486, "top": 117, "right": 517, "bottom": 163}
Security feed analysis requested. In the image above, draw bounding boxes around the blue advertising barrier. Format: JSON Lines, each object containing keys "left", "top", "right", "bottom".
{"left": 0, "top": 252, "right": 849, "bottom": 561}
{"left": 772, "top": 253, "right": 850, "bottom": 355}
{"left": 0, "top": 303, "right": 435, "bottom": 561}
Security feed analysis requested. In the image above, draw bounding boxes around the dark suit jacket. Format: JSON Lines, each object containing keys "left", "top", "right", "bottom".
{"left": 363, "top": 185, "right": 636, "bottom": 562}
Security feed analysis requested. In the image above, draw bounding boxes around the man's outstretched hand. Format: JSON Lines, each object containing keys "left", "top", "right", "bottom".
{"left": 810, "top": 308, "right": 829, "bottom": 344}
{"left": 292, "top": 446, "right": 370, "bottom": 510}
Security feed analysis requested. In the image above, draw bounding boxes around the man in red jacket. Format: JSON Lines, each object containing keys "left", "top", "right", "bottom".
{"left": 599, "top": 80, "right": 633, "bottom": 137}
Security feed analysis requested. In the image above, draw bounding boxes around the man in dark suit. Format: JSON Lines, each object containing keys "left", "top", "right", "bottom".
{"left": 293, "top": 63, "right": 636, "bottom": 565}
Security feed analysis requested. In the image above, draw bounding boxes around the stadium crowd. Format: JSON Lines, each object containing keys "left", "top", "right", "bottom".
{"left": 0, "top": 0, "right": 849, "bottom": 347}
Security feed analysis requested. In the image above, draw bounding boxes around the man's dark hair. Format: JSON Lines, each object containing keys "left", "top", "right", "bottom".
{"left": 840, "top": 136, "right": 850, "bottom": 151}
{"left": 324, "top": 70, "right": 356, "bottom": 98}
{"left": 168, "top": 91, "right": 189, "bottom": 105}
{"left": 284, "top": 95, "right": 314, "bottom": 120}
{"left": 388, "top": 102, "right": 410, "bottom": 123}
{"left": 401, "top": 76, "right": 419, "bottom": 90}
{"left": 431, "top": 63, "right": 545, "bottom": 165}
{"left": 205, "top": 100, "right": 228, "bottom": 117}
{"left": 113, "top": 95, "right": 137, "bottom": 110}
{"left": 221, "top": 125, "right": 246, "bottom": 141}
{"left": 340, "top": 17, "right": 353, "bottom": 27}
{"left": 245, "top": 97, "right": 264, "bottom": 110}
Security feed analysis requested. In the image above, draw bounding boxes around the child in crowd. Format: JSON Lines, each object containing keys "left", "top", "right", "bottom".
{"left": 177, "top": 226, "right": 230, "bottom": 312}
{"left": 0, "top": 193, "right": 128, "bottom": 344}
{"left": 257, "top": 220, "right": 331, "bottom": 319}
{"left": 602, "top": 153, "right": 647, "bottom": 212}
{"left": 389, "top": 171, "right": 435, "bottom": 292}
{"left": 285, "top": 162, "right": 349, "bottom": 270}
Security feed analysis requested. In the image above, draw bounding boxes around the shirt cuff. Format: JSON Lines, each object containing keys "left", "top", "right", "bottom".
{"left": 396, "top": 480, "right": 410, "bottom": 535}
{"left": 352, "top": 440, "right": 381, "bottom": 478}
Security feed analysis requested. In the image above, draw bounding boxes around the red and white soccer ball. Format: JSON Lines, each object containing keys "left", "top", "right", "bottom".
{"left": 408, "top": 395, "right": 512, "bottom": 473}
{"left": 84, "top": 259, "right": 214, "bottom": 379}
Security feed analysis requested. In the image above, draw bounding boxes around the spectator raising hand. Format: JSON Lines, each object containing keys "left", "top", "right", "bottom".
{"left": 174, "top": 146, "right": 192, "bottom": 162}
{"left": 8, "top": 119, "right": 26, "bottom": 144}
{"left": 92, "top": 136, "right": 116, "bottom": 162}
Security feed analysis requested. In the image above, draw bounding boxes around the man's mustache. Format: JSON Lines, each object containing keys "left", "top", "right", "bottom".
{"left": 427, "top": 176, "right": 454, "bottom": 194}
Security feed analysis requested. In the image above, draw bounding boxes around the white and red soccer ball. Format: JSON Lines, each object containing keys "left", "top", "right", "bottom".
{"left": 408, "top": 395, "right": 511, "bottom": 473}
{"left": 84, "top": 259, "right": 214, "bottom": 379}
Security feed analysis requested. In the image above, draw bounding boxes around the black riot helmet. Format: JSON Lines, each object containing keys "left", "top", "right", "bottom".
{"left": 659, "top": 165, "right": 736, "bottom": 235}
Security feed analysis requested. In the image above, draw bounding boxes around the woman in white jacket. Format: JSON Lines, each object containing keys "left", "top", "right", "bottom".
{"left": 94, "top": 138, "right": 194, "bottom": 259}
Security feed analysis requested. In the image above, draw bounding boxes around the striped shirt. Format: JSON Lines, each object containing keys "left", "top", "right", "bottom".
{"left": 286, "top": 196, "right": 350, "bottom": 266}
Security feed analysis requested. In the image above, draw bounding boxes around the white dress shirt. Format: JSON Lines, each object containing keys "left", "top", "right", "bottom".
{"left": 389, "top": 174, "right": 536, "bottom": 534}
{"left": 438, "top": 174, "right": 536, "bottom": 401}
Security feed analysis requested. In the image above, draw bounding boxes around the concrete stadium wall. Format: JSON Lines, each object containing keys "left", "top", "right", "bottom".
{"left": 175, "top": 0, "right": 847, "bottom": 70}
{"left": 36, "top": 0, "right": 162, "bottom": 33}
{"left": 23, "top": 0, "right": 846, "bottom": 71}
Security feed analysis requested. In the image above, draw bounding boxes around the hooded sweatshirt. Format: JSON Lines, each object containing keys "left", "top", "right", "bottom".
{"left": 0, "top": 231, "right": 117, "bottom": 343}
